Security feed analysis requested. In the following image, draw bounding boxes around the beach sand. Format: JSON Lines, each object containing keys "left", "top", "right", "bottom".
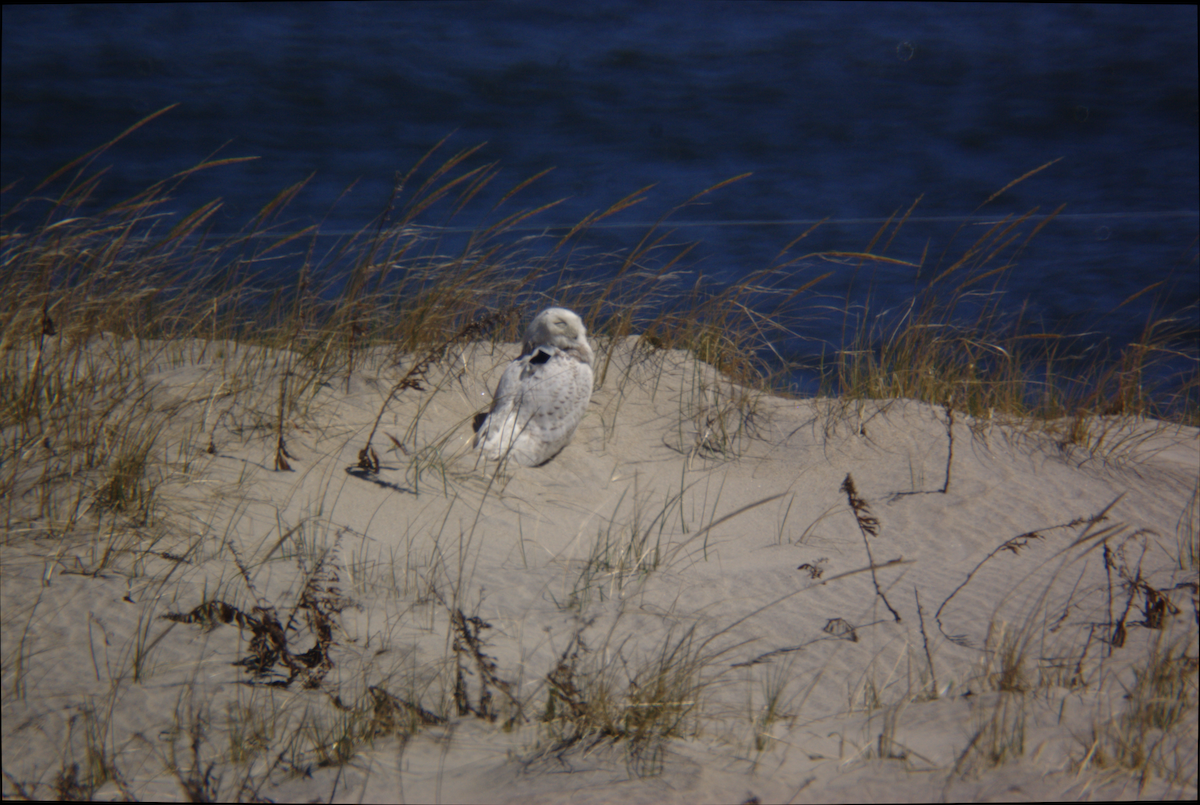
{"left": 2, "top": 335, "right": 1196, "bottom": 802}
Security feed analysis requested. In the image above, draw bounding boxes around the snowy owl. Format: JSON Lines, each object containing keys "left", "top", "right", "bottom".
{"left": 474, "top": 307, "right": 594, "bottom": 466}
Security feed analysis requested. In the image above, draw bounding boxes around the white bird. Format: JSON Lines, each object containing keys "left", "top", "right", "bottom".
{"left": 474, "top": 307, "right": 594, "bottom": 466}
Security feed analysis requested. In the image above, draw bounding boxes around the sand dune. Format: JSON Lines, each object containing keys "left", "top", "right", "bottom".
{"left": 2, "top": 335, "right": 1196, "bottom": 802}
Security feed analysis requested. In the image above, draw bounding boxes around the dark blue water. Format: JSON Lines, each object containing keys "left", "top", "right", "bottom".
{"left": 3, "top": 2, "right": 1197, "bottom": 394}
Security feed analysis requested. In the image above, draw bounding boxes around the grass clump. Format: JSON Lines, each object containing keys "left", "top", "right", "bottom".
{"left": 537, "top": 625, "right": 713, "bottom": 777}
{"left": 1078, "top": 632, "right": 1199, "bottom": 790}
{"left": 560, "top": 476, "right": 689, "bottom": 611}
{"left": 751, "top": 657, "right": 794, "bottom": 753}
{"left": 827, "top": 169, "right": 1198, "bottom": 436}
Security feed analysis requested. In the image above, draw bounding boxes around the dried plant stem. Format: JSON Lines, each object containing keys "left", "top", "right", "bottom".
{"left": 841, "top": 474, "right": 902, "bottom": 623}
{"left": 940, "top": 403, "right": 954, "bottom": 494}
{"left": 915, "top": 587, "right": 938, "bottom": 697}
{"left": 934, "top": 503, "right": 1117, "bottom": 645}
{"left": 273, "top": 370, "right": 293, "bottom": 471}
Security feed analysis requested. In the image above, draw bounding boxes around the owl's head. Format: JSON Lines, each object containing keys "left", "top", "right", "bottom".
{"left": 524, "top": 307, "right": 593, "bottom": 364}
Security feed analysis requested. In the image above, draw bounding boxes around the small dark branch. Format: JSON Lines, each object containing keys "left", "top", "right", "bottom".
{"left": 356, "top": 445, "right": 380, "bottom": 474}
{"left": 225, "top": 540, "right": 264, "bottom": 604}
{"left": 731, "top": 645, "right": 808, "bottom": 668}
{"left": 453, "top": 659, "right": 471, "bottom": 717}
{"left": 41, "top": 302, "right": 56, "bottom": 336}
{"left": 449, "top": 607, "right": 525, "bottom": 724}
{"left": 1103, "top": 535, "right": 1179, "bottom": 652}
{"left": 545, "top": 636, "right": 589, "bottom": 723}
{"left": 841, "top": 474, "right": 901, "bottom": 622}
{"left": 368, "top": 685, "right": 446, "bottom": 730}
{"left": 274, "top": 435, "right": 293, "bottom": 472}
{"left": 1070, "top": 624, "right": 1099, "bottom": 688}
{"left": 274, "top": 371, "right": 293, "bottom": 471}
{"left": 1104, "top": 543, "right": 1117, "bottom": 656}
{"left": 888, "top": 402, "right": 955, "bottom": 500}
{"left": 940, "top": 403, "right": 954, "bottom": 494}
{"left": 1108, "top": 536, "right": 1147, "bottom": 652}
{"left": 950, "top": 729, "right": 984, "bottom": 779}
{"left": 171, "top": 711, "right": 220, "bottom": 805}
{"left": 732, "top": 617, "right": 892, "bottom": 668}
{"left": 915, "top": 588, "right": 938, "bottom": 698}
{"left": 345, "top": 302, "right": 365, "bottom": 394}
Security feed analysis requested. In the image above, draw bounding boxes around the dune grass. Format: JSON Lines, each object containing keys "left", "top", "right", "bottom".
{"left": 2, "top": 110, "right": 1197, "bottom": 799}
{"left": 3, "top": 111, "right": 1195, "bottom": 516}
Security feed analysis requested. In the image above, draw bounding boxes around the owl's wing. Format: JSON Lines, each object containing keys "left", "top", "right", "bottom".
{"left": 474, "top": 348, "right": 553, "bottom": 454}
{"left": 474, "top": 359, "right": 522, "bottom": 449}
{"left": 476, "top": 347, "right": 592, "bottom": 465}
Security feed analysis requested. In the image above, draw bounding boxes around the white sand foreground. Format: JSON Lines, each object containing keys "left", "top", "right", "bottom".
{"left": 2, "top": 335, "right": 1197, "bottom": 802}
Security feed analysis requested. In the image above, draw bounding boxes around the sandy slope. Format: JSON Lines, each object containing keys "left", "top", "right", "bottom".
{"left": 2, "top": 336, "right": 1197, "bottom": 802}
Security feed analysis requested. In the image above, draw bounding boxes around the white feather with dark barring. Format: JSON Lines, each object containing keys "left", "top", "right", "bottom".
{"left": 474, "top": 307, "right": 594, "bottom": 466}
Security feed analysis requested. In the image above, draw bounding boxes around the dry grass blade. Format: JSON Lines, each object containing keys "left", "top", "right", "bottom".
{"left": 934, "top": 505, "right": 1115, "bottom": 647}
{"left": 24, "top": 104, "right": 181, "bottom": 200}
{"left": 356, "top": 308, "right": 514, "bottom": 473}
